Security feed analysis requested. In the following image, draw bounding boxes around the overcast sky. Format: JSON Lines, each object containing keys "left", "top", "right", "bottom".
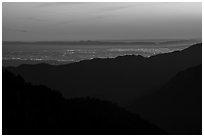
{"left": 2, "top": 2, "right": 202, "bottom": 41}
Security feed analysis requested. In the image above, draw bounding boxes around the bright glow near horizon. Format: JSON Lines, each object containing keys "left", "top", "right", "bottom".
{"left": 3, "top": 2, "right": 202, "bottom": 41}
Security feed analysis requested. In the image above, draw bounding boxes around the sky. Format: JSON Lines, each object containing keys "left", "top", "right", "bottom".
{"left": 2, "top": 2, "right": 202, "bottom": 41}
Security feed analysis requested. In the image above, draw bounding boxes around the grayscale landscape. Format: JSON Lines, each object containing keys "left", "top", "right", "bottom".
{"left": 2, "top": 2, "right": 202, "bottom": 135}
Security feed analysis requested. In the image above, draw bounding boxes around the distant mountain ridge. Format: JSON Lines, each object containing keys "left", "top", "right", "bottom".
{"left": 6, "top": 43, "right": 202, "bottom": 107}
{"left": 2, "top": 38, "right": 201, "bottom": 45}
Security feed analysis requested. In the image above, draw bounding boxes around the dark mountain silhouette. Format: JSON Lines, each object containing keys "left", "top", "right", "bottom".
{"left": 128, "top": 65, "right": 202, "bottom": 135}
{"left": 3, "top": 59, "right": 72, "bottom": 67}
{"left": 6, "top": 43, "right": 202, "bottom": 107}
{"left": 3, "top": 70, "right": 166, "bottom": 135}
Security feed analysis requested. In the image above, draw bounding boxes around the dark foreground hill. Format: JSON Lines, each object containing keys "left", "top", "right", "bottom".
{"left": 2, "top": 70, "right": 166, "bottom": 135}
{"left": 6, "top": 43, "right": 202, "bottom": 107}
{"left": 128, "top": 65, "right": 202, "bottom": 135}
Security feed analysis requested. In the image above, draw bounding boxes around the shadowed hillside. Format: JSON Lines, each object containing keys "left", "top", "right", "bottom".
{"left": 3, "top": 70, "right": 166, "bottom": 135}
{"left": 6, "top": 43, "right": 202, "bottom": 107}
{"left": 3, "top": 43, "right": 202, "bottom": 135}
{"left": 128, "top": 65, "right": 202, "bottom": 135}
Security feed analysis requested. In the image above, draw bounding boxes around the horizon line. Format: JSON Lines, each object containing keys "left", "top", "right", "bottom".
{"left": 2, "top": 37, "right": 202, "bottom": 43}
